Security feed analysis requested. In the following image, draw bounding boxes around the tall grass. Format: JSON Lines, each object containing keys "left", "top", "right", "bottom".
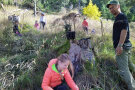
{"left": 0, "top": 6, "right": 135, "bottom": 90}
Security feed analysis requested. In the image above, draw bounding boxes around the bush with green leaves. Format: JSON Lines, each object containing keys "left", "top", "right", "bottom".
{"left": 0, "top": 19, "right": 135, "bottom": 90}
{"left": 1, "top": 0, "right": 14, "bottom": 5}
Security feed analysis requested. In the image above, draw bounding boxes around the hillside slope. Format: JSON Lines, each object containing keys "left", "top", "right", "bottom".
{"left": 0, "top": 6, "right": 135, "bottom": 90}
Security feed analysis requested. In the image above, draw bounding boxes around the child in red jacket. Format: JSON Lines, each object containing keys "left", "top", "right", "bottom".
{"left": 82, "top": 17, "right": 88, "bottom": 33}
{"left": 41, "top": 53, "right": 79, "bottom": 90}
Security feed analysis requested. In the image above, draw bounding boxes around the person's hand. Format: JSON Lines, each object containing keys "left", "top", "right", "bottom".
{"left": 116, "top": 46, "right": 123, "bottom": 55}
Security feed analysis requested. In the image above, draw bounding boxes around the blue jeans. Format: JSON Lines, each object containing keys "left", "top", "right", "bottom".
{"left": 40, "top": 21, "right": 45, "bottom": 30}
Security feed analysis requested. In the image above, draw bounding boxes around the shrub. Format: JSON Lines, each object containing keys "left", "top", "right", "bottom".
{"left": 83, "top": 0, "right": 101, "bottom": 20}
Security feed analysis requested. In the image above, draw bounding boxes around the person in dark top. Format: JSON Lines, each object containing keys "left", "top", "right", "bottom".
{"left": 107, "top": 0, "right": 135, "bottom": 90}
{"left": 13, "top": 21, "right": 22, "bottom": 36}
{"left": 113, "top": 13, "right": 130, "bottom": 48}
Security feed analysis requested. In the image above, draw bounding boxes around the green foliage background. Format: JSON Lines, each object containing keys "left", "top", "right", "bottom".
{"left": 0, "top": 0, "right": 135, "bottom": 21}
{"left": 0, "top": 0, "right": 135, "bottom": 90}
{"left": 0, "top": 0, "right": 134, "bottom": 21}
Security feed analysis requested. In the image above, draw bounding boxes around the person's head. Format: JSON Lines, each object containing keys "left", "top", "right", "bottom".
{"left": 57, "top": 54, "right": 71, "bottom": 71}
{"left": 107, "top": 0, "right": 121, "bottom": 16}
{"left": 41, "top": 12, "right": 44, "bottom": 16}
{"left": 84, "top": 17, "right": 86, "bottom": 20}
{"left": 56, "top": 53, "right": 74, "bottom": 78}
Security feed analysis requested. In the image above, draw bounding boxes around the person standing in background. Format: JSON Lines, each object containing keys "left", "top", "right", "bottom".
{"left": 40, "top": 12, "right": 46, "bottom": 30}
{"left": 13, "top": 21, "right": 22, "bottom": 36}
{"left": 82, "top": 17, "right": 88, "bottom": 33}
{"left": 34, "top": 20, "right": 40, "bottom": 30}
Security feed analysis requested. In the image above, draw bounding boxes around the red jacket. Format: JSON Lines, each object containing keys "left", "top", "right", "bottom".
{"left": 82, "top": 20, "right": 88, "bottom": 27}
{"left": 41, "top": 59, "right": 79, "bottom": 90}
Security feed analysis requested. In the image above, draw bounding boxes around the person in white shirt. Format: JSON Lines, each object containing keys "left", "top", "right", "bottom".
{"left": 40, "top": 12, "right": 46, "bottom": 30}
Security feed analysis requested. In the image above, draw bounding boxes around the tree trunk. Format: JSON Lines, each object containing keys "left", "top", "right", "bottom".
{"left": 100, "top": 19, "right": 104, "bottom": 37}
{"left": 78, "top": 0, "right": 81, "bottom": 14}
{"left": 0, "top": 3, "right": 6, "bottom": 12}
{"left": 34, "top": 0, "right": 37, "bottom": 16}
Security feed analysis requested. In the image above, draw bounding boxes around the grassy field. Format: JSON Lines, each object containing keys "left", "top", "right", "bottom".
{"left": 0, "top": 6, "right": 135, "bottom": 90}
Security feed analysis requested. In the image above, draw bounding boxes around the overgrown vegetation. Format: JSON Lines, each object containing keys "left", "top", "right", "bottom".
{"left": 83, "top": 0, "right": 101, "bottom": 20}
{"left": 0, "top": 4, "right": 135, "bottom": 90}
{"left": 0, "top": 20, "right": 135, "bottom": 90}
{"left": 0, "top": 22, "right": 72, "bottom": 89}
{"left": 1, "top": 0, "right": 135, "bottom": 21}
